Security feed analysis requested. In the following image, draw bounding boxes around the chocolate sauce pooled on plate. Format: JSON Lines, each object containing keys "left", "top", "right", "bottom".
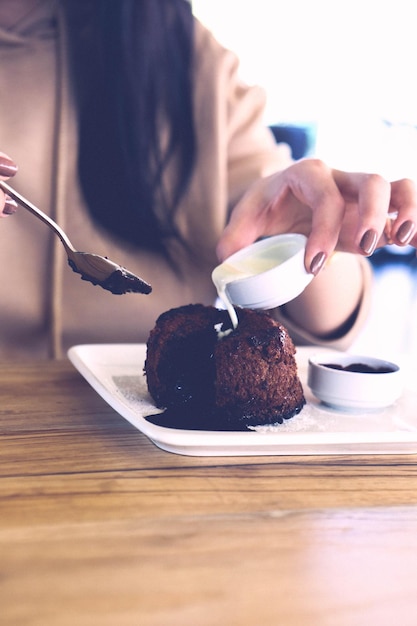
{"left": 146, "top": 403, "right": 303, "bottom": 431}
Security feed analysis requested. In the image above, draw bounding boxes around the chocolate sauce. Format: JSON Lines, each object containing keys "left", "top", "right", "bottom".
{"left": 145, "top": 403, "right": 302, "bottom": 431}
{"left": 68, "top": 259, "right": 152, "bottom": 295}
{"left": 322, "top": 362, "right": 395, "bottom": 374}
{"left": 146, "top": 407, "right": 243, "bottom": 431}
{"left": 99, "top": 267, "right": 152, "bottom": 295}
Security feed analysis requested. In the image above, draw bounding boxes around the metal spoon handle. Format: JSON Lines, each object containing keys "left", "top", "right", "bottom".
{"left": 0, "top": 180, "right": 75, "bottom": 252}
{"left": 0, "top": 180, "right": 152, "bottom": 295}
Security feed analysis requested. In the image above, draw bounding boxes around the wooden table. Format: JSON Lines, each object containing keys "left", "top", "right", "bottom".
{"left": 2, "top": 360, "right": 417, "bottom": 626}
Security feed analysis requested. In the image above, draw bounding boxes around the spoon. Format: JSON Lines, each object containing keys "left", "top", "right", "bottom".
{"left": 0, "top": 181, "right": 152, "bottom": 295}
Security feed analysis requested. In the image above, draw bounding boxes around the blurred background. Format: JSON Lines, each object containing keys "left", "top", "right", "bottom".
{"left": 193, "top": 0, "right": 417, "bottom": 358}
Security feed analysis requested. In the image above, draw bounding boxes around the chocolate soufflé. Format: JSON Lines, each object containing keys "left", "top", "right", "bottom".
{"left": 144, "top": 304, "right": 305, "bottom": 430}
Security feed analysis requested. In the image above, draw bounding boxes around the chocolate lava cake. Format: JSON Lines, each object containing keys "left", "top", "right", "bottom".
{"left": 144, "top": 304, "right": 305, "bottom": 430}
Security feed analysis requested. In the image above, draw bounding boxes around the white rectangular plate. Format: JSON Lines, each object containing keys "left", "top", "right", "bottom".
{"left": 68, "top": 344, "right": 417, "bottom": 457}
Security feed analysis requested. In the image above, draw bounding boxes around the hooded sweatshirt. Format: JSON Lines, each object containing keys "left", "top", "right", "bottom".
{"left": 0, "top": 1, "right": 371, "bottom": 359}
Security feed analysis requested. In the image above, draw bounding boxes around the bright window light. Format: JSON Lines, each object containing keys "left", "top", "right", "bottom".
{"left": 192, "top": 0, "right": 417, "bottom": 180}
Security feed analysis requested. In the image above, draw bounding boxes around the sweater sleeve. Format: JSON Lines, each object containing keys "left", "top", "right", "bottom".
{"left": 269, "top": 255, "right": 374, "bottom": 350}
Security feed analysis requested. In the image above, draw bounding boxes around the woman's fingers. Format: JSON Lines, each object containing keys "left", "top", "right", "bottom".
{"left": 388, "top": 178, "right": 417, "bottom": 246}
{"left": 284, "top": 160, "right": 345, "bottom": 273}
{"left": 333, "top": 171, "right": 417, "bottom": 251}
{"left": 217, "top": 159, "right": 417, "bottom": 275}
{"left": 0, "top": 153, "right": 18, "bottom": 217}
{"left": 0, "top": 153, "right": 17, "bottom": 179}
{"left": 2, "top": 197, "right": 17, "bottom": 216}
{"left": 332, "top": 170, "right": 392, "bottom": 253}
{"left": 217, "top": 159, "right": 348, "bottom": 270}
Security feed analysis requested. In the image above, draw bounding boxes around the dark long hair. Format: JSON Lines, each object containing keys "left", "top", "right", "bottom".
{"left": 63, "top": 0, "right": 196, "bottom": 255}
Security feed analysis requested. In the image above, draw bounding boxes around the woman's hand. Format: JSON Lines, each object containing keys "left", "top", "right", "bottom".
{"left": 0, "top": 152, "right": 18, "bottom": 217}
{"left": 217, "top": 158, "right": 417, "bottom": 274}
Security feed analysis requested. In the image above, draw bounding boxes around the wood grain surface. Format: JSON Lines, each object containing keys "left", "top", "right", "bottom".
{"left": 2, "top": 360, "right": 417, "bottom": 625}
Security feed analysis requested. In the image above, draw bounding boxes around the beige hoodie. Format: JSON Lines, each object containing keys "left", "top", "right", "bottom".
{"left": 0, "top": 1, "right": 371, "bottom": 359}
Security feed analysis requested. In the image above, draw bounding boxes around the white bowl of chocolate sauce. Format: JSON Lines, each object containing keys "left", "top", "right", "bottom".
{"left": 212, "top": 234, "right": 313, "bottom": 326}
{"left": 308, "top": 353, "right": 403, "bottom": 411}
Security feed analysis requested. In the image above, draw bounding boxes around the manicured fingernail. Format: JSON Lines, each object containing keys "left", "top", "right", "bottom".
{"left": 359, "top": 229, "right": 378, "bottom": 255}
{"left": 309, "top": 251, "right": 327, "bottom": 276}
{"left": 396, "top": 220, "right": 415, "bottom": 244}
{"left": 3, "top": 196, "right": 17, "bottom": 215}
{"left": 0, "top": 155, "right": 18, "bottom": 177}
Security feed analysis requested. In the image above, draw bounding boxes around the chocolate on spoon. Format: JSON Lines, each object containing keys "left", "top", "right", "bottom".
{"left": 0, "top": 181, "right": 152, "bottom": 296}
